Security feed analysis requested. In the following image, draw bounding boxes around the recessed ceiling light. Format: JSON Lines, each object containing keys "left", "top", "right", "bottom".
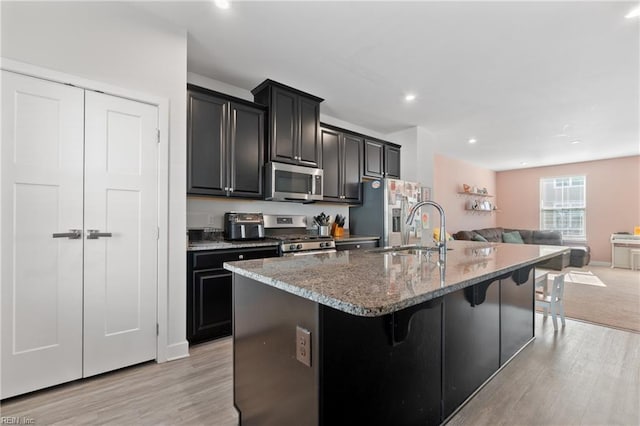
{"left": 404, "top": 94, "right": 416, "bottom": 102}
{"left": 625, "top": 6, "right": 640, "bottom": 18}
{"left": 468, "top": 138, "right": 477, "bottom": 144}
{"left": 214, "top": 0, "right": 231, "bottom": 10}
{"left": 570, "top": 140, "right": 581, "bottom": 145}
{"left": 520, "top": 161, "right": 528, "bottom": 166}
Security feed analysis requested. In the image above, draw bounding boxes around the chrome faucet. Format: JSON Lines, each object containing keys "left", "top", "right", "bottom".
{"left": 405, "top": 200, "right": 447, "bottom": 262}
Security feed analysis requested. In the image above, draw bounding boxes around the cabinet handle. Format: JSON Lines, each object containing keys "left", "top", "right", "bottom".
{"left": 238, "top": 254, "right": 244, "bottom": 259}
{"left": 52, "top": 229, "right": 82, "bottom": 239}
{"left": 87, "top": 229, "right": 112, "bottom": 239}
{"left": 229, "top": 188, "right": 234, "bottom": 192}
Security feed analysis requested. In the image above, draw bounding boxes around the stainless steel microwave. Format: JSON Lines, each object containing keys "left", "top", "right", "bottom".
{"left": 265, "top": 162, "right": 323, "bottom": 202}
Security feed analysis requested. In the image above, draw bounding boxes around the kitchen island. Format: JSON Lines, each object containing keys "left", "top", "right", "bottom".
{"left": 224, "top": 240, "right": 569, "bottom": 425}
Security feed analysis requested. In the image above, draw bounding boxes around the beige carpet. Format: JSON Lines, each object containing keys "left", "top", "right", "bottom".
{"left": 539, "top": 265, "right": 640, "bottom": 332}
{"left": 548, "top": 270, "right": 606, "bottom": 287}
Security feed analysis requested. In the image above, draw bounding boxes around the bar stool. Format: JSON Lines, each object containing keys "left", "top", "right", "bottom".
{"left": 630, "top": 249, "right": 640, "bottom": 271}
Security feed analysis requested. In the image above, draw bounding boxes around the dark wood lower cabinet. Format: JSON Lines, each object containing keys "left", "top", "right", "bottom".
{"left": 500, "top": 267, "right": 535, "bottom": 364}
{"left": 443, "top": 278, "right": 500, "bottom": 419}
{"left": 233, "top": 266, "right": 535, "bottom": 425}
{"left": 187, "top": 246, "right": 279, "bottom": 344}
{"left": 320, "top": 301, "right": 442, "bottom": 426}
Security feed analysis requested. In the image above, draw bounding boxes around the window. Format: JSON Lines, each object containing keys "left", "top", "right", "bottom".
{"left": 540, "top": 176, "right": 586, "bottom": 240}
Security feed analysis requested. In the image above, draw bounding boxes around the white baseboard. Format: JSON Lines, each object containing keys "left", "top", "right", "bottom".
{"left": 165, "top": 341, "right": 190, "bottom": 361}
{"left": 588, "top": 261, "right": 610, "bottom": 267}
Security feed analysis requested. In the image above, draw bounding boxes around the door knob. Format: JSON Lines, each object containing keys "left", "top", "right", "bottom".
{"left": 87, "top": 229, "right": 113, "bottom": 239}
{"left": 52, "top": 229, "right": 82, "bottom": 239}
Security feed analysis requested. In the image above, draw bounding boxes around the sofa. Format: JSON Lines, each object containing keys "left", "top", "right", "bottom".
{"left": 453, "top": 227, "right": 591, "bottom": 270}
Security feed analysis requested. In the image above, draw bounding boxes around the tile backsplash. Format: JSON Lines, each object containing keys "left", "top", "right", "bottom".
{"left": 187, "top": 197, "right": 350, "bottom": 230}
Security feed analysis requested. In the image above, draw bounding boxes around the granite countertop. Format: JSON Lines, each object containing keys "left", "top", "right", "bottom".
{"left": 224, "top": 240, "right": 569, "bottom": 317}
{"left": 188, "top": 239, "right": 279, "bottom": 251}
{"left": 333, "top": 234, "right": 381, "bottom": 243}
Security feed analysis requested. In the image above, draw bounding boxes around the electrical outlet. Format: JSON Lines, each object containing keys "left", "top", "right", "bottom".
{"left": 207, "top": 215, "right": 216, "bottom": 226}
{"left": 296, "top": 326, "right": 311, "bottom": 367}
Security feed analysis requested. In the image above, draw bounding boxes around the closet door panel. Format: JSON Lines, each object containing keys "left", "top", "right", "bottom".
{"left": 0, "top": 71, "right": 84, "bottom": 399}
{"left": 83, "top": 91, "right": 158, "bottom": 377}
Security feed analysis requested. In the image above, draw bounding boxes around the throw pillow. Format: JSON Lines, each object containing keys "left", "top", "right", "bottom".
{"left": 472, "top": 233, "right": 488, "bottom": 242}
{"left": 503, "top": 231, "right": 524, "bottom": 244}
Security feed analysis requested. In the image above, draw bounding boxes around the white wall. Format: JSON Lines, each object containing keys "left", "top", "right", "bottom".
{"left": 386, "top": 126, "right": 436, "bottom": 194}
{"left": 1, "top": 2, "right": 189, "bottom": 360}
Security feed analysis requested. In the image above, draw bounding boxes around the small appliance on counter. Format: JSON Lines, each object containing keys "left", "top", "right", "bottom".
{"left": 224, "top": 212, "right": 265, "bottom": 241}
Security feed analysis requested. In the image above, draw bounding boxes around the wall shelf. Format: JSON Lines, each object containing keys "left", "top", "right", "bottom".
{"left": 458, "top": 191, "right": 493, "bottom": 198}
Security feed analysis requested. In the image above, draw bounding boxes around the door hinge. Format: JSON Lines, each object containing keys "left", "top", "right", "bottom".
{"left": 156, "top": 323, "right": 159, "bottom": 336}
{"left": 156, "top": 129, "right": 160, "bottom": 143}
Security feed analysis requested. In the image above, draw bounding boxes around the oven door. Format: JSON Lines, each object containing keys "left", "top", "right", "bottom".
{"left": 266, "top": 162, "right": 323, "bottom": 202}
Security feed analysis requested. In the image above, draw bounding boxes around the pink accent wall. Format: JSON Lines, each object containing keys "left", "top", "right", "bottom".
{"left": 496, "top": 156, "right": 640, "bottom": 263}
{"left": 434, "top": 154, "right": 497, "bottom": 234}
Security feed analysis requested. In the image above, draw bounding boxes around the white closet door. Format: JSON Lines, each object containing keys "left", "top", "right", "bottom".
{"left": 82, "top": 91, "right": 158, "bottom": 377}
{"left": 1, "top": 71, "right": 84, "bottom": 398}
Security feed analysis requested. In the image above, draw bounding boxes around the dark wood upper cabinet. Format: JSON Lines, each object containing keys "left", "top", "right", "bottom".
{"left": 321, "top": 125, "right": 362, "bottom": 204}
{"left": 187, "top": 85, "right": 264, "bottom": 198}
{"left": 364, "top": 139, "right": 384, "bottom": 179}
{"left": 384, "top": 143, "right": 401, "bottom": 179}
{"left": 253, "top": 80, "right": 323, "bottom": 168}
{"left": 363, "top": 138, "right": 401, "bottom": 179}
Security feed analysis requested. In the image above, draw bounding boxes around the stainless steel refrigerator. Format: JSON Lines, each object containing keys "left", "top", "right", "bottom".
{"left": 349, "top": 178, "right": 429, "bottom": 247}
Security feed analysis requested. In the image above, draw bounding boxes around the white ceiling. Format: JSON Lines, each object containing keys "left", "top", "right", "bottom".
{"left": 137, "top": 1, "right": 639, "bottom": 171}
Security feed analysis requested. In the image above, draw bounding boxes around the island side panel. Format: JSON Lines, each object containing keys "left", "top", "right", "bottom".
{"left": 443, "top": 278, "right": 500, "bottom": 420}
{"left": 500, "top": 267, "right": 534, "bottom": 364}
{"left": 319, "top": 301, "right": 442, "bottom": 426}
{"left": 233, "top": 274, "right": 319, "bottom": 425}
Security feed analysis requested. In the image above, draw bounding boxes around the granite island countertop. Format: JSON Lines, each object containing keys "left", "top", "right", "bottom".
{"left": 187, "top": 239, "right": 279, "bottom": 251}
{"left": 224, "top": 240, "right": 569, "bottom": 317}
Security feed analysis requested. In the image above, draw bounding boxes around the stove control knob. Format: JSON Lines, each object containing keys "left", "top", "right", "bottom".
{"left": 296, "top": 244, "right": 303, "bottom": 250}
{"left": 320, "top": 242, "right": 327, "bottom": 248}
{"left": 289, "top": 244, "right": 297, "bottom": 250}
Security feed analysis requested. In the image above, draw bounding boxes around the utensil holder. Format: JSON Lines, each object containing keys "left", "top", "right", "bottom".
{"left": 318, "top": 225, "right": 330, "bottom": 237}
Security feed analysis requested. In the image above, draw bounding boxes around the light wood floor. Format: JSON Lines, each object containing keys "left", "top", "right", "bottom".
{"left": 2, "top": 316, "right": 639, "bottom": 425}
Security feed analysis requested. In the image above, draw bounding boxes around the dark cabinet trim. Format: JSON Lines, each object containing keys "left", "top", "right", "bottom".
{"left": 320, "top": 125, "right": 362, "bottom": 204}
{"left": 187, "top": 85, "right": 265, "bottom": 199}
{"left": 187, "top": 247, "right": 279, "bottom": 345}
{"left": 253, "top": 79, "right": 323, "bottom": 168}
{"left": 320, "top": 122, "right": 401, "bottom": 180}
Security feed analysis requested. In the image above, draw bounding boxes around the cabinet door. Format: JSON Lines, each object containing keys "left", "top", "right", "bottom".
{"left": 500, "top": 269, "right": 534, "bottom": 364}
{"left": 342, "top": 134, "right": 363, "bottom": 203}
{"left": 271, "top": 87, "right": 297, "bottom": 164}
{"left": 384, "top": 144, "right": 401, "bottom": 179}
{"left": 187, "top": 91, "right": 227, "bottom": 195}
{"left": 298, "top": 97, "right": 320, "bottom": 167}
{"left": 363, "top": 139, "right": 384, "bottom": 178}
{"left": 191, "top": 270, "right": 233, "bottom": 343}
{"left": 321, "top": 128, "right": 342, "bottom": 201}
{"left": 443, "top": 280, "right": 500, "bottom": 418}
{"left": 229, "top": 102, "right": 264, "bottom": 198}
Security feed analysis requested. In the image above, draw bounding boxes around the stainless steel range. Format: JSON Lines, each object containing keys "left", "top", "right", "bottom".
{"left": 264, "top": 214, "right": 336, "bottom": 256}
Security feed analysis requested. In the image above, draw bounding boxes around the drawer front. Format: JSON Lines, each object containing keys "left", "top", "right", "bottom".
{"left": 192, "top": 246, "right": 279, "bottom": 270}
{"left": 335, "top": 240, "right": 378, "bottom": 251}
